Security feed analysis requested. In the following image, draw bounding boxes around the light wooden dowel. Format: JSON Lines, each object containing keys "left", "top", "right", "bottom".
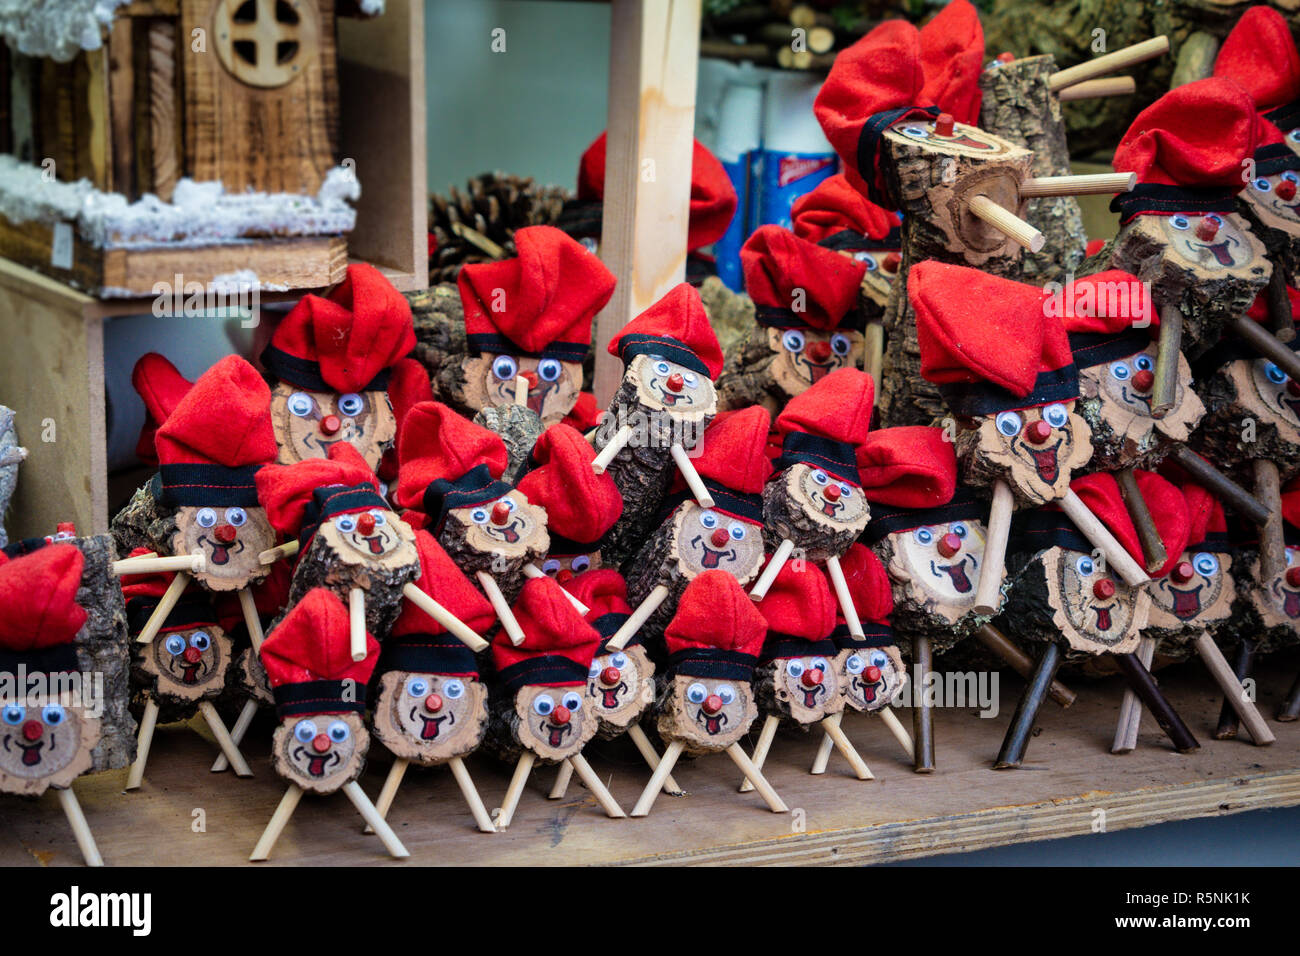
{"left": 670, "top": 443, "right": 715, "bottom": 508}
{"left": 249, "top": 784, "right": 303, "bottom": 861}
{"left": 631, "top": 739, "right": 684, "bottom": 817}
{"left": 548, "top": 759, "right": 574, "bottom": 799}
{"left": 477, "top": 572, "right": 525, "bottom": 646}
{"left": 258, "top": 540, "right": 299, "bottom": 565}
{"left": 726, "top": 743, "right": 788, "bottom": 812}
{"left": 212, "top": 699, "right": 259, "bottom": 773}
{"left": 370, "top": 757, "right": 409, "bottom": 827}
{"left": 967, "top": 195, "right": 1045, "bottom": 252}
{"left": 343, "top": 780, "right": 410, "bottom": 858}
{"left": 592, "top": 424, "right": 633, "bottom": 474}
{"left": 823, "top": 715, "right": 874, "bottom": 780}
{"left": 448, "top": 756, "right": 498, "bottom": 833}
{"left": 739, "top": 714, "right": 779, "bottom": 793}
{"left": 112, "top": 552, "right": 204, "bottom": 576}
{"left": 1047, "top": 36, "right": 1169, "bottom": 91}
{"left": 627, "top": 724, "right": 683, "bottom": 795}
{"left": 1018, "top": 172, "right": 1135, "bottom": 197}
{"left": 497, "top": 751, "right": 535, "bottom": 829}
{"left": 1060, "top": 489, "right": 1150, "bottom": 587}
{"left": 56, "top": 787, "right": 104, "bottom": 867}
{"left": 879, "top": 706, "right": 916, "bottom": 760}
{"left": 606, "top": 584, "right": 668, "bottom": 651}
{"left": 865, "top": 322, "right": 884, "bottom": 389}
{"left": 1055, "top": 75, "right": 1135, "bottom": 102}
{"left": 237, "top": 587, "right": 265, "bottom": 654}
{"left": 1112, "top": 635, "right": 1156, "bottom": 754}
{"left": 567, "top": 753, "right": 626, "bottom": 818}
{"left": 825, "top": 554, "right": 864, "bottom": 638}
{"left": 811, "top": 721, "right": 836, "bottom": 775}
{"left": 401, "top": 583, "right": 488, "bottom": 652}
{"left": 749, "top": 538, "right": 795, "bottom": 600}
{"left": 523, "top": 564, "right": 590, "bottom": 615}
{"left": 198, "top": 700, "right": 252, "bottom": 777}
{"left": 1193, "top": 633, "right": 1276, "bottom": 746}
{"left": 973, "top": 479, "right": 1014, "bottom": 615}
{"left": 348, "top": 587, "right": 368, "bottom": 662}
{"left": 514, "top": 375, "right": 529, "bottom": 406}
{"left": 125, "top": 697, "right": 160, "bottom": 790}
{"left": 134, "top": 572, "right": 191, "bottom": 644}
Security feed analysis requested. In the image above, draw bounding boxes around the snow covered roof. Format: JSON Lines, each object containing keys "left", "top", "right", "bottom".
{"left": 0, "top": 0, "right": 132, "bottom": 62}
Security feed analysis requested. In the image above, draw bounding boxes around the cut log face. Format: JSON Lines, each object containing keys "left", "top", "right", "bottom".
{"left": 1194, "top": 357, "right": 1300, "bottom": 474}
{"left": 838, "top": 645, "right": 905, "bottom": 713}
{"left": 586, "top": 644, "right": 655, "bottom": 733}
{"left": 1239, "top": 175, "right": 1300, "bottom": 277}
{"left": 1077, "top": 347, "right": 1204, "bottom": 468}
{"left": 370, "top": 671, "right": 489, "bottom": 766}
{"left": 670, "top": 503, "right": 765, "bottom": 580}
{"left": 1146, "top": 551, "right": 1235, "bottom": 633}
{"left": 656, "top": 674, "right": 757, "bottom": 754}
{"left": 765, "top": 327, "right": 865, "bottom": 397}
{"left": 172, "top": 505, "right": 275, "bottom": 591}
{"left": 882, "top": 522, "right": 994, "bottom": 624}
{"left": 762, "top": 655, "right": 845, "bottom": 724}
{"left": 957, "top": 402, "right": 1092, "bottom": 506}
{"left": 271, "top": 713, "right": 368, "bottom": 795}
{"left": 853, "top": 251, "right": 899, "bottom": 314}
{"left": 137, "top": 625, "right": 232, "bottom": 704}
{"left": 625, "top": 354, "right": 718, "bottom": 423}
{"left": 538, "top": 552, "right": 601, "bottom": 577}
{"left": 447, "top": 492, "right": 548, "bottom": 561}
{"left": 270, "top": 382, "right": 396, "bottom": 472}
{"left": 1246, "top": 550, "right": 1300, "bottom": 630}
{"left": 1044, "top": 547, "right": 1150, "bottom": 655}
{"left": 763, "top": 465, "right": 871, "bottom": 559}
{"left": 236, "top": 647, "right": 274, "bottom": 705}
{"left": 0, "top": 693, "right": 99, "bottom": 796}
{"left": 316, "top": 511, "right": 419, "bottom": 570}
{"left": 459, "top": 354, "right": 582, "bottom": 426}
{"left": 511, "top": 685, "right": 598, "bottom": 761}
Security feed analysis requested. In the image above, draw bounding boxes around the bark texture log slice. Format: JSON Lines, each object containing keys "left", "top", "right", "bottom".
{"left": 286, "top": 529, "right": 420, "bottom": 638}
{"left": 473, "top": 404, "right": 544, "bottom": 485}
{"left": 71, "top": 534, "right": 134, "bottom": 772}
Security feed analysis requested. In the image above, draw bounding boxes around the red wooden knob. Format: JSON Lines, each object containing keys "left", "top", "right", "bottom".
{"left": 320, "top": 414, "right": 342, "bottom": 435}
{"left": 56, "top": 522, "right": 76, "bottom": 535}
{"left": 937, "top": 532, "right": 962, "bottom": 558}
{"left": 1277, "top": 180, "right": 1297, "bottom": 201}
{"left": 424, "top": 693, "right": 443, "bottom": 713}
{"left": 22, "top": 720, "right": 42, "bottom": 741}
{"left": 935, "top": 112, "right": 955, "bottom": 136}
{"left": 1131, "top": 369, "right": 1155, "bottom": 392}
{"left": 1093, "top": 578, "right": 1116, "bottom": 599}
{"left": 215, "top": 524, "right": 238, "bottom": 544}
{"left": 1286, "top": 567, "right": 1300, "bottom": 588}
{"left": 490, "top": 502, "right": 512, "bottom": 526}
{"left": 601, "top": 666, "right": 621, "bottom": 685}
{"left": 312, "top": 733, "right": 331, "bottom": 753}
{"left": 864, "top": 665, "right": 882, "bottom": 683}
{"left": 882, "top": 252, "right": 901, "bottom": 273}
{"left": 665, "top": 372, "right": 685, "bottom": 393}
{"left": 710, "top": 528, "right": 731, "bottom": 548}
{"left": 823, "top": 483, "right": 842, "bottom": 501}
{"left": 551, "top": 705, "right": 571, "bottom": 725}
{"left": 557, "top": 568, "right": 573, "bottom": 583}
{"left": 807, "top": 341, "right": 832, "bottom": 363}
{"left": 521, "top": 370, "right": 539, "bottom": 388}
{"left": 702, "top": 694, "right": 723, "bottom": 715}
{"left": 183, "top": 646, "right": 203, "bottom": 664}
{"left": 1171, "top": 561, "right": 1195, "bottom": 584}
{"left": 356, "top": 512, "right": 376, "bottom": 535}
{"left": 996, "top": 51, "right": 1015, "bottom": 63}
{"left": 801, "top": 667, "right": 823, "bottom": 688}
{"left": 1195, "top": 217, "right": 1220, "bottom": 242}
{"left": 1025, "top": 419, "right": 1053, "bottom": 445}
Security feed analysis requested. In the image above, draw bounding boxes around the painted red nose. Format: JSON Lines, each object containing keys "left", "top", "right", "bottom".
{"left": 1277, "top": 180, "right": 1298, "bottom": 201}
{"left": 551, "top": 705, "right": 571, "bottom": 725}
{"left": 937, "top": 532, "right": 962, "bottom": 559}
{"left": 800, "top": 667, "right": 823, "bottom": 689}
{"left": 882, "top": 252, "right": 901, "bottom": 273}
{"left": 1195, "top": 217, "right": 1220, "bottom": 242}
{"left": 601, "top": 666, "right": 621, "bottom": 685}
{"left": 557, "top": 568, "right": 573, "bottom": 583}
{"left": 1131, "top": 369, "right": 1155, "bottom": 393}
{"left": 1093, "top": 578, "right": 1116, "bottom": 600}
{"left": 710, "top": 528, "right": 731, "bottom": 548}
{"left": 491, "top": 502, "right": 512, "bottom": 526}
{"left": 807, "top": 341, "right": 832, "bottom": 363}
{"left": 214, "top": 524, "right": 237, "bottom": 544}
{"left": 312, "top": 733, "right": 331, "bottom": 753}
{"left": 356, "top": 512, "right": 376, "bottom": 535}
{"left": 665, "top": 372, "right": 684, "bottom": 393}
{"left": 1025, "top": 420, "right": 1053, "bottom": 445}
{"left": 935, "top": 112, "right": 955, "bottom": 136}
{"left": 319, "top": 414, "right": 342, "bottom": 436}
{"left": 521, "top": 370, "right": 539, "bottom": 389}
{"left": 1287, "top": 567, "right": 1300, "bottom": 588}
{"left": 864, "top": 665, "right": 882, "bottom": 683}
{"left": 824, "top": 485, "right": 843, "bottom": 503}
{"left": 183, "top": 646, "right": 203, "bottom": 664}
{"left": 702, "top": 694, "right": 724, "bottom": 715}
{"left": 424, "top": 693, "right": 443, "bottom": 713}
{"left": 1171, "top": 561, "right": 1195, "bottom": 584}
{"left": 22, "top": 720, "right": 42, "bottom": 741}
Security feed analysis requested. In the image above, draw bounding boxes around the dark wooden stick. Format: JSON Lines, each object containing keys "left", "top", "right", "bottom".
{"left": 994, "top": 642, "right": 1061, "bottom": 770}
{"left": 1215, "top": 638, "right": 1257, "bottom": 739}
{"left": 974, "top": 623, "right": 1075, "bottom": 707}
{"left": 912, "top": 634, "right": 935, "bottom": 774}
{"left": 1267, "top": 266, "right": 1295, "bottom": 344}
{"left": 1230, "top": 313, "right": 1300, "bottom": 383}
{"left": 1111, "top": 651, "right": 1200, "bottom": 753}
{"left": 1151, "top": 303, "right": 1183, "bottom": 418}
{"left": 1116, "top": 466, "right": 1167, "bottom": 573}
{"left": 1255, "top": 459, "right": 1286, "bottom": 581}
{"left": 1278, "top": 671, "right": 1300, "bottom": 722}
{"left": 1168, "top": 446, "right": 1270, "bottom": 527}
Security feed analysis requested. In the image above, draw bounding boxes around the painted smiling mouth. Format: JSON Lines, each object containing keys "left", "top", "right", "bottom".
{"left": 690, "top": 535, "right": 735, "bottom": 569}
{"left": 1093, "top": 604, "right": 1114, "bottom": 631}
{"left": 1017, "top": 438, "right": 1063, "bottom": 483}
{"left": 1202, "top": 239, "right": 1236, "bottom": 266}
{"left": 199, "top": 536, "right": 244, "bottom": 565}
{"left": 491, "top": 522, "right": 522, "bottom": 544}
{"left": 545, "top": 722, "right": 571, "bottom": 748}
{"left": 801, "top": 685, "right": 825, "bottom": 709}
{"left": 1120, "top": 386, "right": 1153, "bottom": 412}
{"left": 797, "top": 357, "right": 834, "bottom": 383}
{"left": 1169, "top": 586, "right": 1202, "bottom": 619}
{"left": 939, "top": 132, "right": 992, "bottom": 150}
{"left": 596, "top": 682, "right": 627, "bottom": 709}
{"left": 696, "top": 708, "right": 727, "bottom": 735}
{"left": 931, "top": 557, "right": 972, "bottom": 593}
{"left": 294, "top": 746, "right": 339, "bottom": 777}
{"left": 418, "top": 714, "right": 446, "bottom": 740}
{"left": 362, "top": 534, "right": 388, "bottom": 555}
{"left": 818, "top": 496, "right": 841, "bottom": 518}
{"left": 1282, "top": 587, "right": 1300, "bottom": 618}
{"left": 175, "top": 662, "right": 203, "bottom": 685}
{"left": 651, "top": 381, "right": 693, "bottom": 407}
{"left": 854, "top": 676, "right": 880, "bottom": 705}
{"left": 16, "top": 739, "right": 42, "bottom": 766}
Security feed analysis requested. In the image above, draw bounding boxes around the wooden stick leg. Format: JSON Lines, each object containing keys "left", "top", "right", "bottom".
{"left": 497, "top": 751, "right": 535, "bottom": 829}
{"left": 739, "top": 714, "right": 779, "bottom": 793}
{"left": 567, "top": 753, "right": 626, "bottom": 818}
{"left": 1150, "top": 304, "right": 1183, "bottom": 420}
{"left": 212, "top": 699, "right": 258, "bottom": 773}
{"left": 749, "top": 538, "right": 795, "bottom": 600}
{"left": 592, "top": 424, "right": 633, "bottom": 474}
{"left": 1216, "top": 639, "right": 1257, "bottom": 739}
{"left": 548, "top": 759, "right": 574, "bottom": 799}
{"left": 448, "top": 757, "right": 497, "bottom": 833}
{"left": 258, "top": 540, "right": 299, "bottom": 565}
{"left": 125, "top": 697, "right": 160, "bottom": 791}
{"left": 1112, "top": 651, "right": 1200, "bottom": 754}
{"left": 1168, "top": 446, "right": 1270, "bottom": 527}
{"left": 605, "top": 585, "right": 668, "bottom": 651}
{"left": 1055, "top": 75, "right": 1135, "bottom": 102}
{"left": 1279, "top": 672, "right": 1300, "bottom": 722}
{"left": 878, "top": 706, "right": 916, "bottom": 761}
{"left": 366, "top": 757, "right": 410, "bottom": 832}
{"left": 631, "top": 740, "right": 684, "bottom": 817}
{"left": 1017, "top": 172, "right": 1136, "bottom": 197}
{"left": 974, "top": 624, "right": 1075, "bottom": 707}
{"left": 822, "top": 716, "right": 873, "bottom": 780}
{"left": 342, "top": 780, "right": 410, "bottom": 859}
{"left": 825, "top": 555, "right": 864, "bottom": 638}
{"left": 524, "top": 564, "right": 590, "bottom": 615}
{"left": 973, "top": 480, "right": 1013, "bottom": 615}
{"left": 249, "top": 784, "right": 303, "bottom": 861}
{"left": 56, "top": 787, "right": 103, "bottom": 867}
{"left": 1046, "top": 35, "right": 1169, "bottom": 91}
{"left": 477, "top": 572, "right": 525, "bottom": 645}
{"left": 912, "top": 635, "right": 935, "bottom": 773}
{"left": 197, "top": 700, "right": 253, "bottom": 777}
{"left": 865, "top": 322, "right": 883, "bottom": 387}
{"left": 237, "top": 586, "right": 265, "bottom": 654}
{"left": 402, "top": 583, "right": 488, "bottom": 652}
{"left": 725, "top": 743, "right": 788, "bottom": 812}
{"left": 627, "top": 724, "right": 683, "bottom": 795}
{"left": 135, "top": 572, "right": 190, "bottom": 644}
{"left": 670, "top": 443, "right": 714, "bottom": 509}
{"left": 1112, "top": 635, "right": 1156, "bottom": 754}
{"left": 995, "top": 642, "right": 1061, "bottom": 769}
{"left": 348, "top": 587, "right": 368, "bottom": 662}
{"left": 112, "top": 553, "right": 203, "bottom": 576}
{"left": 1193, "top": 633, "right": 1275, "bottom": 745}
{"left": 1267, "top": 263, "right": 1296, "bottom": 342}
{"left": 810, "top": 723, "right": 836, "bottom": 775}
{"left": 1232, "top": 312, "right": 1300, "bottom": 386}
{"left": 1060, "top": 489, "right": 1149, "bottom": 586}
{"left": 1116, "top": 467, "right": 1167, "bottom": 572}
{"left": 967, "top": 194, "right": 1044, "bottom": 251}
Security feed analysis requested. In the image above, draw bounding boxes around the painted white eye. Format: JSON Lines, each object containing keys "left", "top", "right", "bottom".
{"left": 838, "top": 483, "right": 854, "bottom": 498}
{"left": 830, "top": 333, "right": 851, "bottom": 356}
{"left": 1170, "top": 215, "right": 1190, "bottom": 230}
{"left": 196, "top": 508, "right": 217, "bottom": 528}
{"left": 294, "top": 720, "right": 318, "bottom": 743}
{"left": 716, "top": 684, "right": 737, "bottom": 704}
{"left": 914, "top": 527, "right": 934, "bottom": 545}
{"left": 542, "top": 558, "right": 561, "bottom": 575}
{"left": 1290, "top": 130, "right": 1300, "bottom": 143}
{"left": 165, "top": 635, "right": 186, "bottom": 656}
{"left": 855, "top": 253, "right": 878, "bottom": 270}
{"left": 1, "top": 704, "right": 24, "bottom": 724}
{"left": 189, "top": 631, "right": 211, "bottom": 651}
{"left": 811, "top": 470, "right": 829, "bottom": 486}
{"left": 1266, "top": 362, "right": 1288, "bottom": 385}
{"left": 532, "top": 694, "right": 555, "bottom": 716}
{"left": 686, "top": 682, "right": 708, "bottom": 704}
{"left": 845, "top": 654, "right": 866, "bottom": 675}
{"left": 328, "top": 720, "right": 350, "bottom": 743}
{"left": 1255, "top": 178, "right": 1273, "bottom": 192}
{"left": 334, "top": 514, "right": 356, "bottom": 533}
{"left": 869, "top": 650, "right": 889, "bottom": 669}
{"left": 225, "top": 507, "right": 247, "bottom": 527}
{"left": 337, "top": 393, "right": 364, "bottom": 417}
{"left": 588, "top": 661, "right": 601, "bottom": 677}
{"left": 561, "top": 691, "right": 583, "bottom": 711}
{"left": 1193, "top": 552, "right": 1219, "bottom": 576}
{"left": 288, "top": 392, "right": 315, "bottom": 417}
{"left": 728, "top": 522, "right": 747, "bottom": 541}
{"left": 812, "top": 657, "right": 829, "bottom": 672}
{"left": 499, "top": 497, "right": 517, "bottom": 513}
{"left": 952, "top": 523, "right": 968, "bottom": 538}
{"left": 1043, "top": 404, "right": 1068, "bottom": 428}
{"left": 611, "top": 652, "right": 628, "bottom": 668}
{"left": 699, "top": 510, "right": 720, "bottom": 529}
{"left": 571, "top": 555, "right": 591, "bottom": 572}
{"left": 786, "top": 660, "right": 805, "bottom": 678}
{"left": 469, "top": 508, "right": 489, "bottom": 525}
{"left": 406, "top": 677, "right": 428, "bottom": 697}
{"left": 1076, "top": 555, "right": 1095, "bottom": 576}
{"left": 995, "top": 411, "right": 1023, "bottom": 437}
{"left": 369, "top": 509, "right": 386, "bottom": 526}
{"left": 1133, "top": 354, "right": 1154, "bottom": 372}
{"left": 1109, "top": 361, "right": 1131, "bottom": 381}
{"left": 537, "top": 359, "right": 562, "bottom": 382}
{"left": 654, "top": 361, "right": 672, "bottom": 376}
{"left": 492, "top": 355, "right": 519, "bottom": 381}
{"left": 902, "top": 125, "right": 930, "bottom": 139}
{"left": 42, "top": 705, "right": 65, "bottom": 726}
{"left": 444, "top": 679, "right": 465, "bottom": 699}
{"left": 782, "top": 330, "right": 805, "bottom": 353}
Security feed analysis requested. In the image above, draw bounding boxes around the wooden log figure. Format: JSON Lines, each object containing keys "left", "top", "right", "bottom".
{"left": 261, "top": 263, "right": 415, "bottom": 471}
{"left": 488, "top": 577, "right": 625, "bottom": 827}
{"left": 717, "top": 226, "right": 867, "bottom": 414}
{"left": 251, "top": 588, "right": 406, "bottom": 860}
{"left": 0, "top": 546, "right": 105, "bottom": 865}
{"left": 632, "top": 571, "right": 785, "bottom": 817}
{"left": 593, "top": 283, "right": 725, "bottom": 565}
{"left": 1214, "top": 7, "right": 1300, "bottom": 167}
{"left": 453, "top": 225, "right": 616, "bottom": 425}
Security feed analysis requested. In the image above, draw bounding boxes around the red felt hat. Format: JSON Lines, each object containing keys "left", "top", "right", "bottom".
{"left": 918, "top": 0, "right": 984, "bottom": 126}
{"left": 663, "top": 570, "right": 767, "bottom": 680}
{"left": 154, "top": 355, "right": 276, "bottom": 508}
{"left": 688, "top": 406, "right": 773, "bottom": 523}
{"left": 1069, "top": 471, "right": 1190, "bottom": 578}
{"left": 1214, "top": 6, "right": 1300, "bottom": 115}
{"left": 458, "top": 226, "right": 616, "bottom": 361}
{"left": 1056, "top": 270, "right": 1157, "bottom": 367}
{"left": 262, "top": 263, "right": 415, "bottom": 393}
{"left": 605, "top": 283, "right": 724, "bottom": 379}
{"left": 393, "top": 401, "right": 512, "bottom": 525}
{"left": 1280, "top": 476, "right": 1300, "bottom": 530}
{"left": 577, "top": 133, "right": 738, "bottom": 250}
{"left": 790, "top": 174, "right": 901, "bottom": 251}
{"left": 1084, "top": 238, "right": 1108, "bottom": 258}
{"left": 1248, "top": 283, "right": 1300, "bottom": 322}
{"left": 773, "top": 368, "right": 874, "bottom": 485}
{"left": 516, "top": 423, "right": 622, "bottom": 551}
{"left": 491, "top": 577, "right": 602, "bottom": 692}
{"left": 837, "top": 542, "right": 894, "bottom": 624}
{"left": 132, "top": 352, "right": 192, "bottom": 466}
{"left": 1179, "top": 482, "right": 1231, "bottom": 553}
{"left": 256, "top": 442, "right": 389, "bottom": 547}
{"left": 564, "top": 568, "right": 635, "bottom": 648}
{"left": 856, "top": 425, "right": 958, "bottom": 509}
{"left": 377, "top": 357, "right": 434, "bottom": 483}
{"left": 741, "top": 225, "right": 866, "bottom": 332}
{"left": 911, "top": 260, "right": 1077, "bottom": 415}
{"left": 0, "top": 545, "right": 86, "bottom": 674}
{"left": 756, "top": 561, "right": 837, "bottom": 659}
{"left": 560, "top": 391, "right": 604, "bottom": 432}
{"left": 261, "top": 587, "right": 379, "bottom": 716}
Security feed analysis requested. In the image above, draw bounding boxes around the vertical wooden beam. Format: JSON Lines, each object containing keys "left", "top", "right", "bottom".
{"left": 0, "top": 44, "right": 12, "bottom": 157}
{"left": 592, "top": 0, "right": 701, "bottom": 405}
{"left": 108, "top": 20, "right": 137, "bottom": 197}
{"left": 147, "top": 20, "right": 180, "bottom": 201}
{"left": 83, "top": 48, "right": 113, "bottom": 191}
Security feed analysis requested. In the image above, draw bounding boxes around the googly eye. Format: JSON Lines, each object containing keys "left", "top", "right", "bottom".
{"left": 406, "top": 677, "right": 428, "bottom": 698}
{"left": 699, "top": 510, "right": 719, "bottom": 529}
{"left": 581, "top": 237, "right": 599, "bottom": 253}
{"left": 469, "top": 509, "right": 489, "bottom": 526}
{"left": 952, "top": 523, "right": 968, "bottom": 538}
{"left": 532, "top": 694, "right": 555, "bottom": 716}
{"left": 500, "top": 497, "right": 517, "bottom": 513}
{"left": 492, "top": 355, "right": 519, "bottom": 381}
{"left": 41, "top": 705, "right": 64, "bottom": 726}
{"left": 1170, "top": 215, "right": 1190, "bottom": 230}
{"left": 224, "top": 507, "right": 247, "bottom": 527}
{"left": 830, "top": 333, "right": 851, "bottom": 356}
{"left": 165, "top": 635, "right": 186, "bottom": 656}
{"left": 717, "top": 684, "right": 737, "bottom": 704}
{"left": 786, "top": 660, "right": 805, "bottom": 678}
{"left": 812, "top": 657, "right": 829, "bottom": 672}
{"left": 287, "top": 392, "right": 315, "bottom": 417}
{"left": 588, "top": 659, "right": 601, "bottom": 678}
{"left": 1076, "top": 555, "right": 1095, "bottom": 576}
{"left": 294, "top": 720, "right": 318, "bottom": 743}
{"left": 1133, "top": 354, "right": 1154, "bottom": 372}
{"left": 654, "top": 361, "right": 672, "bottom": 376}
{"left": 1, "top": 704, "right": 24, "bottom": 725}
{"left": 845, "top": 654, "right": 865, "bottom": 675}
{"left": 537, "top": 359, "right": 562, "bottom": 382}
{"left": 1109, "top": 361, "right": 1131, "bottom": 381}
{"left": 611, "top": 653, "right": 628, "bottom": 669}
{"left": 571, "top": 555, "right": 591, "bottom": 572}
{"left": 1288, "top": 549, "right": 1298, "bottom": 567}
{"left": 995, "top": 411, "right": 1023, "bottom": 437}
{"left": 869, "top": 650, "right": 888, "bottom": 669}
{"left": 1255, "top": 178, "right": 1273, "bottom": 192}
{"left": 334, "top": 514, "right": 357, "bottom": 533}
{"left": 444, "top": 679, "right": 465, "bottom": 699}
{"left": 838, "top": 483, "right": 854, "bottom": 499}
{"left": 542, "top": 558, "right": 560, "bottom": 575}
{"left": 1207, "top": 214, "right": 1224, "bottom": 226}
{"left": 1194, "top": 552, "right": 1219, "bottom": 576}
{"left": 902, "top": 125, "right": 930, "bottom": 139}
{"left": 561, "top": 692, "right": 583, "bottom": 712}
{"left": 196, "top": 508, "right": 217, "bottom": 529}
{"left": 328, "top": 720, "right": 350, "bottom": 743}
{"left": 914, "top": 527, "right": 934, "bottom": 545}
{"left": 369, "top": 509, "right": 386, "bottom": 526}
{"left": 1290, "top": 130, "right": 1300, "bottom": 143}
{"left": 1266, "top": 362, "right": 1288, "bottom": 385}
{"left": 1043, "top": 403, "right": 1069, "bottom": 429}
{"left": 728, "top": 522, "right": 747, "bottom": 541}
{"left": 686, "top": 682, "right": 707, "bottom": 704}
{"left": 189, "top": 631, "right": 211, "bottom": 651}
{"left": 855, "top": 253, "right": 878, "bottom": 270}
{"left": 337, "top": 393, "right": 364, "bottom": 417}
{"left": 782, "top": 330, "right": 805, "bottom": 354}
{"left": 811, "top": 470, "right": 829, "bottom": 486}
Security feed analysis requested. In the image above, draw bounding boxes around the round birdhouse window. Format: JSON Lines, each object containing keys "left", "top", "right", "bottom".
{"left": 213, "top": 0, "right": 320, "bottom": 89}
